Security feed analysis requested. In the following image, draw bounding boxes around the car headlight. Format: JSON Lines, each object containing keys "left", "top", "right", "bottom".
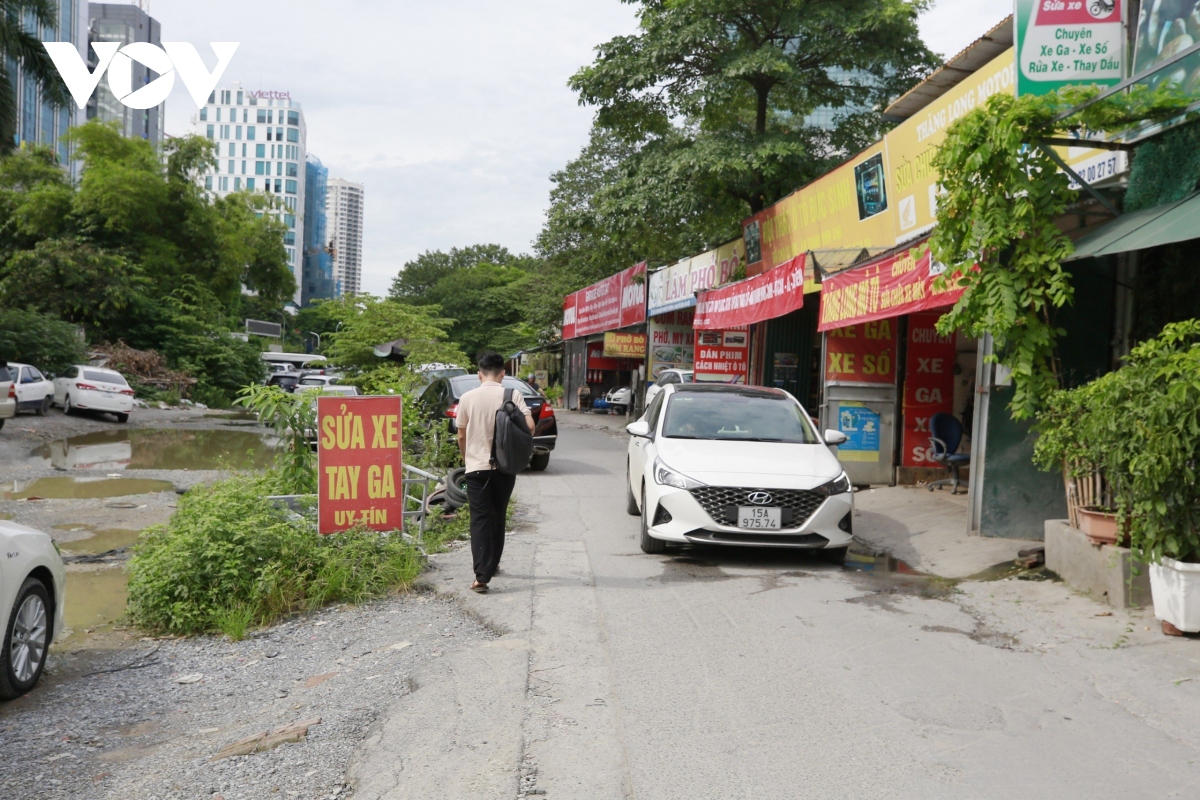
{"left": 653, "top": 458, "right": 705, "bottom": 490}
{"left": 814, "top": 472, "right": 852, "bottom": 496}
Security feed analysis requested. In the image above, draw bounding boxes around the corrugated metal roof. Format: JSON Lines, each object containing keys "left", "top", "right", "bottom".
{"left": 883, "top": 16, "right": 1014, "bottom": 122}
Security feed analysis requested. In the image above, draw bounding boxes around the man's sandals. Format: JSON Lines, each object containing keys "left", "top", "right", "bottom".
{"left": 470, "top": 581, "right": 488, "bottom": 594}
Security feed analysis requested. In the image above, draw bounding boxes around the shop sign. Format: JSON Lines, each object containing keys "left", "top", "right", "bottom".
{"left": 901, "top": 312, "right": 957, "bottom": 468}
{"left": 824, "top": 320, "right": 897, "bottom": 385}
{"left": 317, "top": 395, "right": 403, "bottom": 534}
{"left": 1016, "top": 0, "right": 1124, "bottom": 98}
{"left": 817, "top": 244, "right": 964, "bottom": 332}
{"left": 648, "top": 240, "right": 743, "bottom": 315}
{"left": 648, "top": 309, "right": 695, "bottom": 380}
{"left": 603, "top": 331, "right": 647, "bottom": 359}
{"left": 694, "top": 328, "right": 749, "bottom": 384}
{"left": 1133, "top": 1, "right": 1200, "bottom": 95}
{"left": 836, "top": 403, "right": 882, "bottom": 462}
{"left": 694, "top": 254, "right": 806, "bottom": 330}
{"left": 562, "top": 262, "right": 646, "bottom": 339}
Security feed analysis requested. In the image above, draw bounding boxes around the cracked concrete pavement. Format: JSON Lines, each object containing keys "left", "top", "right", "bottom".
{"left": 348, "top": 414, "right": 1200, "bottom": 799}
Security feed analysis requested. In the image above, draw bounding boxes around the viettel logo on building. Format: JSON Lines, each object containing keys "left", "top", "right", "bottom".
{"left": 43, "top": 42, "right": 238, "bottom": 110}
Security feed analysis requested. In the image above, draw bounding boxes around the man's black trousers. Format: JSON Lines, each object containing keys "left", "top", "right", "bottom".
{"left": 465, "top": 469, "right": 517, "bottom": 584}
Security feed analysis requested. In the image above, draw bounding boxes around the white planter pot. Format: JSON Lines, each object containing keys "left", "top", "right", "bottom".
{"left": 1149, "top": 557, "right": 1200, "bottom": 633}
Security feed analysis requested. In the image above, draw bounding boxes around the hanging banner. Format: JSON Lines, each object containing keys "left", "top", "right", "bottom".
{"left": 562, "top": 262, "right": 646, "bottom": 339}
{"left": 694, "top": 328, "right": 749, "bottom": 384}
{"left": 603, "top": 331, "right": 647, "bottom": 359}
{"left": 694, "top": 254, "right": 806, "bottom": 330}
{"left": 1016, "top": 0, "right": 1124, "bottom": 98}
{"left": 824, "top": 320, "right": 897, "bottom": 385}
{"left": 901, "top": 312, "right": 957, "bottom": 468}
{"left": 648, "top": 309, "right": 695, "bottom": 380}
{"left": 317, "top": 395, "right": 403, "bottom": 534}
{"left": 648, "top": 240, "right": 744, "bottom": 315}
{"left": 818, "top": 244, "right": 964, "bottom": 332}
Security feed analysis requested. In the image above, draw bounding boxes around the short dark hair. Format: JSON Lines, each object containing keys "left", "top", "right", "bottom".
{"left": 477, "top": 352, "right": 505, "bottom": 374}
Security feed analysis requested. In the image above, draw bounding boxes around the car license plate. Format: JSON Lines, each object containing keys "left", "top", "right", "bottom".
{"left": 738, "top": 507, "right": 780, "bottom": 530}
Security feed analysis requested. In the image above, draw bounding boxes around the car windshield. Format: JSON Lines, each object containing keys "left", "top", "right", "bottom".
{"left": 84, "top": 369, "right": 128, "bottom": 386}
{"left": 452, "top": 376, "right": 540, "bottom": 398}
{"left": 661, "top": 392, "right": 818, "bottom": 443}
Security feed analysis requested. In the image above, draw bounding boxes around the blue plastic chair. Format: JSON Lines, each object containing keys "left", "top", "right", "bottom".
{"left": 928, "top": 412, "right": 970, "bottom": 495}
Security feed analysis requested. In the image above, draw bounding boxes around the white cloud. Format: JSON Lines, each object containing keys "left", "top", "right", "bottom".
{"left": 145, "top": 1, "right": 1011, "bottom": 296}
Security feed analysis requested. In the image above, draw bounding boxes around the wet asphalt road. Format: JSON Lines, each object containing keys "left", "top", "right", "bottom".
{"left": 491, "top": 417, "right": 1200, "bottom": 799}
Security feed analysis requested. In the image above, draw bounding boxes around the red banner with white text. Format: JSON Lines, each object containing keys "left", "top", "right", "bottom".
{"left": 818, "top": 243, "right": 963, "bottom": 332}
{"left": 901, "top": 312, "right": 957, "bottom": 468}
{"left": 562, "top": 262, "right": 647, "bottom": 339}
{"left": 694, "top": 254, "right": 806, "bottom": 330}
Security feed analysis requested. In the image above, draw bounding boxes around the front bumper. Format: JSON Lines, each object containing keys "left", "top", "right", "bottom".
{"left": 643, "top": 482, "right": 853, "bottom": 549}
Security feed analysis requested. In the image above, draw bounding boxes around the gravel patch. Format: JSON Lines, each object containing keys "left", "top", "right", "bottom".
{"left": 0, "top": 590, "right": 493, "bottom": 800}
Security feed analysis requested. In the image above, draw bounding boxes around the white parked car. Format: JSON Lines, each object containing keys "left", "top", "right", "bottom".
{"left": 7, "top": 362, "right": 54, "bottom": 416}
{"left": 625, "top": 383, "right": 853, "bottom": 558}
{"left": 604, "top": 386, "right": 633, "bottom": 412}
{"left": 296, "top": 374, "right": 344, "bottom": 388}
{"left": 644, "top": 368, "right": 694, "bottom": 409}
{"left": 0, "top": 520, "right": 66, "bottom": 700}
{"left": 0, "top": 365, "right": 15, "bottom": 430}
{"left": 53, "top": 366, "right": 135, "bottom": 423}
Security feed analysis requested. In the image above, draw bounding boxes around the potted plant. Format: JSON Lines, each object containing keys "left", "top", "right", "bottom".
{"left": 1040, "top": 321, "right": 1200, "bottom": 634}
{"left": 544, "top": 384, "right": 563, "bottom": 407}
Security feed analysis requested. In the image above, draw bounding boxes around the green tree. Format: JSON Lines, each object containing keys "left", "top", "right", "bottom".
{"left": 422, "top": 262, "right": 535, "bottom": 358}
{"left": 0, "top": 307, "right": 85, "bottom": 373}
{"left": 389, "top": 243, "right": 515, "bottom": 301}
{"left": 324, "top": 296, "right": 466, "bottom": 372}
{"left": 1, "top": 238, "right": 146, "bottom": 329}
{"left": 0, "top": 0, "right": 71, "bottom": 153}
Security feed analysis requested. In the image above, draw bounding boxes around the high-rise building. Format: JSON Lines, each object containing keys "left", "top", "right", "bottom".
{"left": 302, "top": 155, "right": 335, "bottom": 305}
{"left": 326, "top": 178, "right": 364, "bottom": 297}
{"left": 86, "top": 2, "right": 163, "bottom": 145}
{"left": 194, "top": 83, "right": 306, "bottom": 305}
{"left": 11, "top": 0, "right": 86, "bottom": 173}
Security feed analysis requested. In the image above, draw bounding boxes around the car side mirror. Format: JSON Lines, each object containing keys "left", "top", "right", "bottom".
{"left": 824, "top": 430, "right": 848, "bottom": 446}
{"left": 626, "top": 420, "right": 651, "bottom": 438}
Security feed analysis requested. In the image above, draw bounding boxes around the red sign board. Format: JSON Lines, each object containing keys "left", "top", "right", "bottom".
{"left": 562, "top": 262, "right": 647, "bottom": 339}
{"left": 317, "top": 395, "right": 404, "bottom": 534}
{"left": 817, "top": 243, "right": 963, "bottom": 332}
{"left": 694, "top": 254, "right": 806, "bottom": 330}
{"left": 901, "top": 312, "right": 957, "bottom": 468}
{"left": 824, "top": 320, "right": 897, "bottom": 385}
{"left": 694, "top": 328, "right": 750, "bottom": 384}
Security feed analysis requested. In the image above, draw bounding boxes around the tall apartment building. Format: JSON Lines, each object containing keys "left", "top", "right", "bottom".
{"left": 194, "top": 83, "right": 306, "bottom": 305}
{"left": 302, "top": 155, "right": 335, "bottom": 305}
{"left": 11, "top": 0, "right": 86, "bottom": 172}
{"left": 326, "top": 178, "right": 364, "bottom": 297}
{"left": 86, "top": 2, "right": 163, "bottom": 145}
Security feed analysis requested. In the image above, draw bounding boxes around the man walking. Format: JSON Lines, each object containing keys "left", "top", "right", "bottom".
{"left": 456, "top": 352, "right": 534, "bottom": 593}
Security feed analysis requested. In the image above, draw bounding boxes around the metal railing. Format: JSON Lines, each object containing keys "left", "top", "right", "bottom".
{"left": 402, "top": 463, "right": 442, "bottom": 542}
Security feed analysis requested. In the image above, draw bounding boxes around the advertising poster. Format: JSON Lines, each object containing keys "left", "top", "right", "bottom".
{"left": 648, "top": 309, "right": 695, "bottom": 380}
{"left": 619, "top": 261, "right": 647, "bottom": 328}
{"left": 694, "top": 328, "right": 749, "bottom": 384}
{"left": 317, "top": 395, "right": 403, "bottom": 534}
{"left": 563, "top": 261, "right": 646, "bottom": 339}
{"left": 648, "top": 240, "right": 743, "bottom": 315}
{"left": 603, "top": 331, "right": 647, "bottom": 359}
{"left": 824, "top": 320, "right": 897, "bottom": 385}
{"left": 1133, "top": 0, "right": 1200, "bottom": 93}
{"left": 901, "top": 312, "right": 957, "bottom": 468}
{"left": 694, "top": 254, "right": 806, "bottom": 330}
{"left": 837, "top": 403, "right": 882, "bottom": 462}
{"left": 1016, "top": 0, "right": 1124, "bottom": 97}
{"left": 818, "top": 243, "right": 964, "bottom": 331}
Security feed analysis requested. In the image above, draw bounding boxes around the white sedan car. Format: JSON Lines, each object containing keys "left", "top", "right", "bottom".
{"left": 644, "top": 368, "right": 694, "bottom": 409}
{"left": 53, "top": 366, "right": 135, "bottom": 423}
{"left": 0, "top": 520, "right": 66, "bottom": 700}
{"left": 8, "top": 362, "right": 54, "bottom": 416}
{"left": 626, "top": 383, "right": 853, "bottom": 558}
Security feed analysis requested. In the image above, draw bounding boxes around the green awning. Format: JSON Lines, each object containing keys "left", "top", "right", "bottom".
{"left": 1067, "top": 192, "right": 1200, "bottom": 261}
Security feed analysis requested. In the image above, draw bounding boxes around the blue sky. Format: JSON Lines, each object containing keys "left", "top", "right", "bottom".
{"left": 150, "top": 0, "right": 1014, "bottom": 295}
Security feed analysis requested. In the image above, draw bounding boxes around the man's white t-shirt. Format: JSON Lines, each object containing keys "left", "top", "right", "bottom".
{"left": 457, "top": 381, "right": 533, "bottom": 474}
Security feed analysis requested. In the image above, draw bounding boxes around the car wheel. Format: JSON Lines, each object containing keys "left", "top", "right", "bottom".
{"left": 0, "top": 577, "right": 51, "bottom": 700}
{"left": 63, "top": 394, "right": 74, "bottom": 416}
{"left": 639, "top": 485, "right": 667, "bottom": 554}
{"left": 36, "top": 396, "right": 50, "bottom": 416}
{"left": 114, "top": 413, "right": 129, "bottom": 424}
{"left": 626, "top": 463, "right": 640, "bottom": 516}
{"left": 529, "top": 452, "right": 550, "bottom": 471}
{"left": 817, "top": 546, "right": 849, "bottom": 565}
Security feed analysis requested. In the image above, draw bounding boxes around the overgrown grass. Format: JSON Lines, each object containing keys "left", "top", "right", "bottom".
{"left": 126, "top": 472, "right": 424, "bottom": 637}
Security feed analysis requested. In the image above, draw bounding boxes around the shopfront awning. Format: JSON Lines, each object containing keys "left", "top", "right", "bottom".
{"left": 1067, "top": 192, "right": 1200, "bottom": 261}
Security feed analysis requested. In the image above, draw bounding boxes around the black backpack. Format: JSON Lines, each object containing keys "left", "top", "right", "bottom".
{"left": 492, "top": 389, "right": 535, "bottom": 475}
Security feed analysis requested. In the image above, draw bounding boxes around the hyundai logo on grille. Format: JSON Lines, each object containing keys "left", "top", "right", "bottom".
{"left": 746, "top": 491, "right": 773, "bottom": 505}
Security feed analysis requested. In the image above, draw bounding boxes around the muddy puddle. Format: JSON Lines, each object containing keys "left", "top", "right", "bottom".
{"left": 31, "top": 428, "right": 276, "bottom": 471}
{"left": 62, "top": 566, "right": 128, "bottom": 647}
{"left": 2, "top": 476, "right": 175, "bottom": 500}
{"left": 60, "top": 527, "right": 140, "bottom": 554}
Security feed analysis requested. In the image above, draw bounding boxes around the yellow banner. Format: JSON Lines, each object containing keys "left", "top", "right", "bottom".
{"left": 603, "top": 331, "right": 647, "bottom": 359}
